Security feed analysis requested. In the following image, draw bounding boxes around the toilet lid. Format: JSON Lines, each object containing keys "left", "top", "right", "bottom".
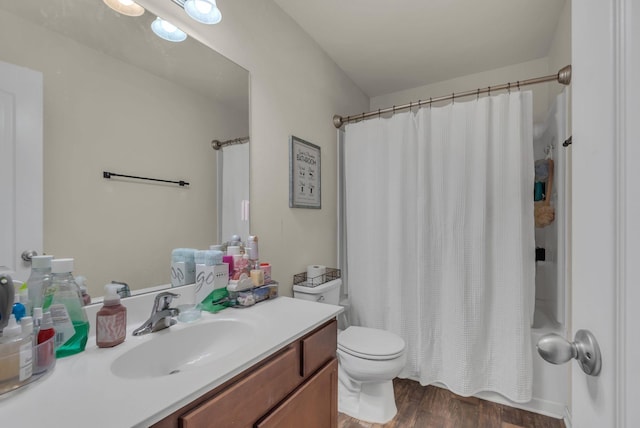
{"left": 337, "top": 326, "right": 405, "bottom": 360}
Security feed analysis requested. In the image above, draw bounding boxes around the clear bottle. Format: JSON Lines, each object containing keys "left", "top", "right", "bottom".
{"left": 25, "top": 255, "right": 53, "bottom": 316}
{"left": 96, "top": 284, "right": 127, "bottom": 348}
{"left": 246, "top": 235, "right": 259, "bottom": 270}
{"left": 0, "top": 314, "right": 32, "bottom": 394}
{"left": 75, "top": 276, "right": 92, "bottom": 306}
{"left": 42, "top": 258, "right": 89, "bottom": 358}
{"left": 34, "top": 311, "right": 55, "bottom": 374}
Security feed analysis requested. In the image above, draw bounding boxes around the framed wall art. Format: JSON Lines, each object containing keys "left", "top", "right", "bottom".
{"left": 289, "top": 135, "right": 321, "bottom": 209}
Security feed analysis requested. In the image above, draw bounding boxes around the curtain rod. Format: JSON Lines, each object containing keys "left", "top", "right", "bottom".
{"left": 211, "top": 136, "right": 250, "bottom": 150}
{"left": 333, "top": 65, "right": 572, "bottom": 129}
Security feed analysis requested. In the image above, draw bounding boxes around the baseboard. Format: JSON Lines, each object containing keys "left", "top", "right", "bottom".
{"left": 563, "top": 406, "right": 572, "bottom": 427}
{"left": 473, "top": 390, "right": 566, "bottom": 420}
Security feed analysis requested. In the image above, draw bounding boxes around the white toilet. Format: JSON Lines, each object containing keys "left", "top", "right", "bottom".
{"left": 293, "top": 279, "right": 406, "bottom": 424}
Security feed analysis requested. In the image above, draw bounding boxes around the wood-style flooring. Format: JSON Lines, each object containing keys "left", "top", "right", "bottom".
{"left": 338, "top": 378, "right": 565, "bottom": 428}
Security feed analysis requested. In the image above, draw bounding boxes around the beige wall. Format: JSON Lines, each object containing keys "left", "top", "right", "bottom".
{"left": 369, "top": 1, "right": 571, "bottom": 126}
{"left": 139, "top": 0, "right": 369, "bottom": 296}
{"left": 0, "top": 10, "right": 247, "bottom": 295}
{"left": 370, "top": 58, "right": 552, "bottom": 124}
{"left": 548, "top": 0, "right": 572, "bottom": 101}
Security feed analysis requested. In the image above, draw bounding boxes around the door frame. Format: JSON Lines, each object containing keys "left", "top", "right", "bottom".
{"left": 572, "top": 0, "right": 637, "bottom": 426}
{"left": 0, "top": 60, "right": 43, "bottom": 281}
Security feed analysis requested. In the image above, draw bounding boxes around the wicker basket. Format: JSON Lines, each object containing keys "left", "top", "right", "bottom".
{"left": 293, "top": 268, "right": 341, "bottom": 288}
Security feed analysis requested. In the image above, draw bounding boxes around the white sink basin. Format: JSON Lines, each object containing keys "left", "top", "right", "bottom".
{"left": 110, "top": 319, "right": 256, "bottom": 379}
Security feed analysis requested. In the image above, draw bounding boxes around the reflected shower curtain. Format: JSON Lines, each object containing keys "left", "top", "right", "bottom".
{"left": 218, "top": 143, "right": 250, "bottom": 241}
{"left": 343, "top": 92, "right": 535, "bottom": 402}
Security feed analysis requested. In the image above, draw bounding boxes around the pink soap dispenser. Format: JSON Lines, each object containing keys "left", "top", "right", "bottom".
{"left": 96, "top": 284, "right": 127, "bottom": 348}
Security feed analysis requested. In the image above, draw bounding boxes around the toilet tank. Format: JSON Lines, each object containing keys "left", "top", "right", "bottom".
{"left": 293, "top": 278, "right": 341, "bottom": 305}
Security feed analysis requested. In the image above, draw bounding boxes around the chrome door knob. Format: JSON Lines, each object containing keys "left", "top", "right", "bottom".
{"left": 537, "top": 333, "right": 577, "bottom": 363}
{"left": 21, "top": 250, "right": 38, "bottom": 262}
{"left": 536, "top": 329, "right": 602, "bottom": 376}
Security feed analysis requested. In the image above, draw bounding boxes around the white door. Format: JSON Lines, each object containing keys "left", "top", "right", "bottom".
{"left": 0, "top": 60, "right": 43, "bottom": 282}
{"left": 572, "top": 0, "right": 638, "bottom": 426}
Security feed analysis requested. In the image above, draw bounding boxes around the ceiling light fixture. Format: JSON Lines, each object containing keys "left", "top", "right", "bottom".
{"left": 102, "top": 0, "right": 145, "bottom": 17}
{"left": 183, "top": 0, "right": 222, "bottom": 24}
{"left": 151, "top": 17, "right": 188, "bottom": 42}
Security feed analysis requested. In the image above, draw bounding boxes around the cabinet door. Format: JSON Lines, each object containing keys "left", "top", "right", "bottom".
{"left": 256, "top": 359, "right": 338, "bottom": 428}
{"left": 301, "top": 319, "right": 336, "bottom": 377}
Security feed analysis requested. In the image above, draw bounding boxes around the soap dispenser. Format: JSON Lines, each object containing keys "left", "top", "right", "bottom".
{"left": 43, "top": 258, "right": 89, "bottom": 358}
{"left": 96, "top": 284, "right": 127, "bottom": 348}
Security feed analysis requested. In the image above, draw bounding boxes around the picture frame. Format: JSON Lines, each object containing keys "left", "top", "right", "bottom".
{"left": 289, "top": 135, "right": 321, "bottom": 209}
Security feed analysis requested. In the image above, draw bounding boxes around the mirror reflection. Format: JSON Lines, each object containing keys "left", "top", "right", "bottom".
{"left": 0, "top": 0, "right": 250, "bottom": 298}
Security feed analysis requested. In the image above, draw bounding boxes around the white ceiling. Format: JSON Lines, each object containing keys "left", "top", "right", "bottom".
{"left": 274, "top": 0, "right": 566, "bottom": 97}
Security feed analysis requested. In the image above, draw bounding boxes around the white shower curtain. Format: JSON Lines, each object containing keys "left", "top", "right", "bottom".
{"left": 343, "top": 91, "right": 535, "bottom": 402}
{"left": 218, "top": 143, "right": 250, "bottom": 241}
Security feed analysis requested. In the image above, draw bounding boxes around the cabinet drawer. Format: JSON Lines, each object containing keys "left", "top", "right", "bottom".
{"left": 301, "top": 319, "right": 337, "bottom": 377}
{"left": 180, "top": 346, "right": 300, "bottom": 428}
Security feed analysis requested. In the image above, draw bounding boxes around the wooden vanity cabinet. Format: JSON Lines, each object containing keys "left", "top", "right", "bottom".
{"left": 255, "top": 359, "right": 338, "bottom": 428}
{"left": 151, "top": 318, "right": 338, "bottom": 428}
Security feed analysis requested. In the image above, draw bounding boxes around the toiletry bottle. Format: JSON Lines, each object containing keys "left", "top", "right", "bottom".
{"left": 247, "top": 235, "right": 259, "bottom": 269}
{"left": 35, "top": 311, "right": 55, "bottom": 374}
{"left": 12, "top": 292, "right": 26, "bottom": 322}
{"left": 0, "top": 274, "right": 15, "bottom": 331}
{"left": 0, "top": 314, "right": 33, "bottom": 394}
{"left": 33, "top": 307, "right": 43, "bottom": 334}
{"left": 20, "top": 316, "right": 34, "bottom": 378}
{"left": 96, "top": 284, "right": 127, "bottom": 348}
{"left": 75, "top": 276, "right": 92, "bottom": 306}
{"left": 20, "top": 316, "right": 33, "bottom": 341}
{"left": 25, "top": 255, "right": 53, "bottom": 315}
{"left": 232, "top": 253, "right": 251, "bottom": 280}
{"left": 31, "top": 308, "right": 42, "bottom": 370}
{"left": 43, "top": 258, "right": 89, "bottom": 358}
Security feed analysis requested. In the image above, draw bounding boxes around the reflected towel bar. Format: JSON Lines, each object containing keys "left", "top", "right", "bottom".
{"left": 103, "top": 171, "right": 189, "bottom": 187}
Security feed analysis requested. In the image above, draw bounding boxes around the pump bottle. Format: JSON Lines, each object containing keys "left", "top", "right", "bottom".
{"left": 96, "top": 284, "right": 127, "bottom": 348}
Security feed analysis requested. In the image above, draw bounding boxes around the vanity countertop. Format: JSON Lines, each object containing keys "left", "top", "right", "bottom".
{"left": 0, "top": 296, "right": 342, "bottom": 427}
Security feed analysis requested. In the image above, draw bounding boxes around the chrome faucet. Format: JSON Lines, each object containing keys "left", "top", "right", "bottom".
{"left": 132, "top": 291, "right": 180, "bottom": 336}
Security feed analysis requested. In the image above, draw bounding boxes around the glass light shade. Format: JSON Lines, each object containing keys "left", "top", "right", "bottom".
{"left": 184, "top": 0, "right": 222, "bottom": 25}
{"left": 103, "top": 0, "right": 145, "bottom": 17}
{"left": 151, "top": 17, "right": 188, "bottom": 42}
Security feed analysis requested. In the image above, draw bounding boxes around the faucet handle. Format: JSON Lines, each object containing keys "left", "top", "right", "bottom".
{"left": 153, "top": 291, "right": 180, "bottom": 312}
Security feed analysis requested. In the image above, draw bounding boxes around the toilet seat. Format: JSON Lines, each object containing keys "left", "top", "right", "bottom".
{"left": 338, "top": 326, "right": 405, "bottom": 361}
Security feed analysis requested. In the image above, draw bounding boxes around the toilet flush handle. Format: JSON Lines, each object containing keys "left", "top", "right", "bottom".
{"left": 536, "top": 329, "right": 602, "bottom": 376}
{"left": 316, "top": 295, "right": 325, "bottom": 302}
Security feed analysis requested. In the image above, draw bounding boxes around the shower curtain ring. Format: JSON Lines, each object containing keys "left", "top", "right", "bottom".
{"left": 508, "top": 82, "right": 511, "bottom": 94}
{"left": 393, "top": 105, "right": 396, "bottom": 114}
{"left": 452, "top": 93, "right": 455, "bottom": 104}
{"left": 409, "top": 101, "right": 413, "bottom": 111}
{"left": 477, "top": 89, "right": 480, "bottom": 100}
{"left": 429, "top": 97, "right": 433, "bottom": 109}
{"left": 378, "top": 109, "right": 381, "bottom": 118}
{"left": 517, "top": 81, "right": 521, "bottom": 91}
{"left": 488, "top": 85, "right": 491, "bottom": 96}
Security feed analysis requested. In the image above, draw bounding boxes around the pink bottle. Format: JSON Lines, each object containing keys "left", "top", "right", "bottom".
{"left": 96, "top": 284, "right": 126, "bottom": 348}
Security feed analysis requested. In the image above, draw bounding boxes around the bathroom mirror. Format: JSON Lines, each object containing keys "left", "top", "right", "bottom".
{"left": 0, "top": 0, "right": 249, "bottom": 297}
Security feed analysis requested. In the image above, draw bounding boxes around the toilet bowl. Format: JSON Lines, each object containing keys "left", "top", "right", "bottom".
{"left": 293, "top": 279, "right": 406, "bottom": 424}
{"left": 337, "top": 326, "right": 406, "bottom": 423}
